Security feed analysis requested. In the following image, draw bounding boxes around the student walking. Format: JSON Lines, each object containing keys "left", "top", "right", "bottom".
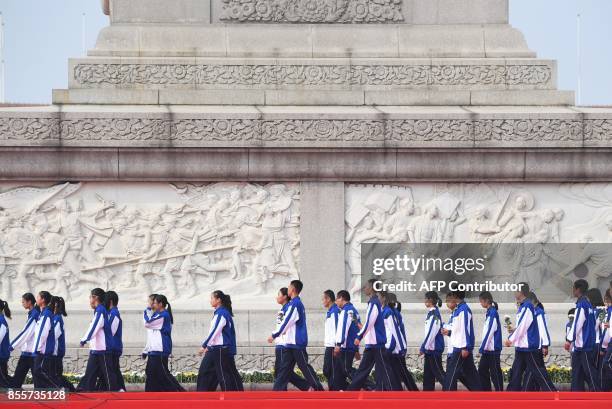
{"left": 0, "top": 299, "right": 11, "bottom": 388}
{"left": 197, "top": 290, "right": 243, "bottom": 392}
{"left": 106, "top": 291, "right": 126, "bottom": 392}
{"left": 420, "top": 291, "right": 445, "bottom": 391}
{"left": 322, "top": 290, "right": 340, "bottom": 391}
{"left": 381, "top": 292, "right": 415, "bottom": 391}
{"left": 9, "top": 293, "right": 40, "bottom": 389}
{"left": 600, "top": 290, "right": 611, "bottom": 391}
{"left": 32, "top": 291, "right": 59, "bottom": 389}
{"left": 49, "top": 296, "right": 75, "bottom": 392}
{"left": 477, "top": 291, "right": 503, "bottom": 392}
{"left": 333, "top": 290, "right": 362, "bottom": 391}
{"left": 523, "top": 292, "right": 551, "bottom": 391}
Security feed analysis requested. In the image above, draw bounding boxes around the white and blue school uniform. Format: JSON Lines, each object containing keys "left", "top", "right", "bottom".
{"left": 567, "top": 296, "right": 601, "bottom": 391}
{"left": 442, "top": 301, "right": 481, "bottom": 391}
{"left": 273, "top": 303, "right": 309, "bottom": 391}
{"left": 602, "top": 306, "right": 612, "bottom": 391}
{"left": 142, "top": 308, "right": 184, "bottom": 392}
{"left": 506, "top": 299, "right": 556, "bottom": 392}
{"left": 0, "top": 313, "right": 10, "bottom": 388}
{"left": 271, "top": 295, "right": 323, "bottom": 391}
{"left": 322, "top": 304, "right": 340, "bottom": 390}
{"left": 9, "top": 307, "right": 40, "bottom": 388}
{"left": 32, "top": 306, "right": 58, "bottom": 389}
{"left": 51, "top": 314, "right": 75, "bottom": 392}
{"left": 385, "top": 306, "right": 417, "bottom": 391}
{"left": 108, "top": 307, "right": 126, "bottom": 391}
{"left": 420, "top": 306, "right": 445, "bottom": 391}
{"left": 347, "top": 295, "right": 398, "bottom": 391}
{"left": 77, "top": 304, "right": 119, "bottom": 392}
{"left": 334, "top": 302, "right": 361, "bottom": 390}
{"left": 197, "top": 306, "right": 243, "bottom": 392}
{"left": 523, "top": 306, "right": 552, "bottom": 391}
{"left": 478, "top": 306, "right": 503, "bottom": 391}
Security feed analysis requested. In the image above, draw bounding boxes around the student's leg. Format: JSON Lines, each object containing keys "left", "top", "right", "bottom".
{"left": 423, "top": 355, "right": 435, "bottom": 391}
{"left": 113, "top": 353, "right": 125, "bottom": 391}
{"left": 331, "top": 350, "right": 348, "bottom": 391}
{"left": 459, "top": 353, "right": 482, "bottom": 391}
{"left": 524, "top": 351, "right": 556, "bottom": 392}
{"left": 506, "top": 351, "right": 526, "bottom": 391}
{"left": 491, "top": 353, "right": 504, "bottom": 392}
{"left": 323, "top": 347, "right": 333, "bottom": 390}
{"left": 97, "top": 353, "right": 119, "bottom": 391}
{"left": 273, "top": 347, "right": 296, "bottom": 391}
{"left": 578, "top": 350, "right": 601, "bottom": 392}
{"left": 0, "top": 359, "right": 9, "bottom": 388}
{"left": 373, "top": 348, "right": 401, "bottom": 391}
{"left": 197, "top": 350, "right": 219, "bottom": 391}
{"left": 478, "top": 354, "right": 492, "bottom": 392}
{"left": 160, "top": 355, "right": 185, "bottom": 392}
{"left": 10, "top": 355, "right": 33, "bottom": 389}
{"left": 347, "top": 348, "right": 375, "bottom": 391}
{"left": 227, "top": 353, "right": 244, "bottom": 392}
{"left": 443, "top": 352, "right": 462, "bottom": 391}
{"left": 34, "top": 356, "right": 60, "bottom": 389}
{"left": 53, "top": 357, "right": 75, "bottom": 392}
{"left": 397, "top": 355, "right": 418, "bottom": 391}
{"left": 276, "top": 347, "right": 309, "bottom": 391}
{"left": 77, "top": 353, "right": 102, "bottom": 392}
{"left": 145, "top": 354, "right": 162, "bottom": 392}
{"left": 293, "top": 349, "right": 324, "bottom": 391}
{"left": 215, "top": 348, "right": 242, "bottom": 391}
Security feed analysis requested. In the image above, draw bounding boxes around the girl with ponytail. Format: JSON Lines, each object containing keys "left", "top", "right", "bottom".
{"left": 477, "top": 291, "right": 503, "bottom": 391}
{"left": 143, "top": 294, "right": 184, "bottom": 392}
{"left": 9, "top": 292, "right": 41, "bottom": 388}
{"left": 48, "top": 296, "right": 75, "bottom": 391}
{"left": 196, "top": 290, "right": 243, "bottom": 392}
{"left": 420, "top": 291, "right": 445, "bottom": 390}
{"left": 0, "top": 299, "right": 11, "bottom": 388}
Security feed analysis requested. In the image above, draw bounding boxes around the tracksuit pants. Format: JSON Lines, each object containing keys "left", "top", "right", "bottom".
{"left": 33, "top": 355, "right": 61, "bottom": 389}
{"left": 77, "top": 352, "right": 119, "bottom": 392}
{"left": 51, "top": 357, "right": 75, "bottom": 392}
{"left": 10, "top": 354, "right": 34, "bottom": 389}
{"left": 390, "top": 353, "right": 419, "bottom": 391}
{"left": 423, "top": 353, "right": 445, "bottom": 391}
{"left": 347, "top": 347, "right": 400, "bottom": 391}
{"left": 478, "top": 353, "right": 504, "bottom": 391}
{"left": 323, "top": 346, "right": 342, "bottom": 391}
{"left": 571, "top": 350, "right": 601, "bottom": 392}
{"left": 506, "top": 350, "right": 556, "bottom": 392}
{"left": 602, "top": 345, "right": 612, "bottom": 392}
{"left": 273, "top": 347, "right": 323, "bottom": 391}
{"left": 443, "top": 350, "right": 482, "bottom": 391}
{"left": 274, "top": 346, "right": 309, "bottom": 391}
{"left": 145, "top": 354, "right": 185, "bottom": 392}
{"left": 197, "top": 347, "right": 244, "bottom": 392}
{"left": 0, "top": 359, "right": 10, "bottom": 388}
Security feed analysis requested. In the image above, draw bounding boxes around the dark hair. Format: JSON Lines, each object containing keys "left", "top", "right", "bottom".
{"left": 290, "top": 280, "right": 303, "bottom": 294}
{"left": 323, "top": 290, "right": 335, "bottom": 302}
{"left": 91, "top": 288, "right": 106, "bottom": 304}
{"left": 105, "top": 291, "right": 119, "bottom": 310}
{"left": 395, "top": 301, "right": 402, "bottom": 312}
{"left": 605, "top": 289, "right": 612, "bottom": 303}
{"left": 425, "top": 291, "right": 442, "bottom": 308}
{"left": 386, "top": 293, "right": 398, "bottom": 309}
{"left": 49, "top": 296, "right": 67, "bottom": 317}
{"left": 517, "top": 282, "right": 530, "bottom": 297}
{"left": 212, "top": 290, "right": 233, "bottom": 317}
{"left": 22, "top": 292, "right": 37, "bottom": 311}
{"left": 0, "top": 299, "right": 11, "bottom": 319}
{"left": 279, "top": 287, "right": 290, "bottom": 301}
{"left": 148, "top": 293, "right": 158, "bottom": 300}
{"left": 153, "top": 294, "right": 173, "bottom": 324}
{"left": 450, "top": 290, "right": 465, "bottom": 300}
{"left": 38, "top": 291, "right": 52, "bottom": 306}
{"left": 586, "top": 288, "right": 604, "bottom": 307}
{"left": 367, "top": 278, "right": 378, "bottom": 289}
{"left": 337, "top": 290, "right": 351, "bottom": 302}
{"left": 573, "top": 279, "right": 589, "bottom": 295}
{"left": 528, "top": 291, "right": 543, "bottom": 310}
{"left": 479, "top": 291, "right": 499, "bottom": 310}
{"left": 568, "top": 307, "right": 576, "bottom": 316}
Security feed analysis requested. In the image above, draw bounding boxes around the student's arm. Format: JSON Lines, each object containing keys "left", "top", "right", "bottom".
{"left": 335, "top": 310, "right": 348, "bottom": 347}
{"left": 143, "top": 311, "right": 164, "bottom": 330}
{"left": 33, "top": 314, "right": 51, "bottom": 353}
{"left": 383, "top": 315, "right": 396, "bottom": 351}
{"left": 272, "top": 304, "right": 298, "bottom": 338}
{"left": 420, "top": 313, "right": 437, "bottom": 353}
{"left": 566, "top": 306, "right": 583, "bottom": 343}
{"left": 0, "top": 323, "right": 7, "bottom": 346}
{"left": 537, "top": 314, "right": 551, "bottom": 347}
{"left": 508, "top": 306, "right": 532, "bottom": 345}
{"left": 357, "top": 303, "right": 377, "bottom": 340}
{"left": 81, "top": 310, "right": 105, "bottom": 344}
{"left": 54, "top": 320, "right": 62, "bottom": 346}
{"left": 10, "top": 316, "right": 36, "bottom": 350}
{"left": 480, "top": 316, "right": 496, "bottom": 353}
{"left": 110, "top": 315, "right": 121, "bottom": 336}
{"left": 202, "top": 313, "right": 227, "bottom": 348}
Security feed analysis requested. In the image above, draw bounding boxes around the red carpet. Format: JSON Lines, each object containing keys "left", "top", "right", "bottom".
{"left": 2, "top": 391, "right": 612, "bottom": 409}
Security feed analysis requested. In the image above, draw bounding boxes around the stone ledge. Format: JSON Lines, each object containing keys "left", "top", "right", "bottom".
{"left": 0, "top": 105, "right": 609, "bottom": 148}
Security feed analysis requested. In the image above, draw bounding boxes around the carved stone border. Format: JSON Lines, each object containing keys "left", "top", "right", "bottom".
{"left": 72, "top": 63, "right": 553, "bottom": 89}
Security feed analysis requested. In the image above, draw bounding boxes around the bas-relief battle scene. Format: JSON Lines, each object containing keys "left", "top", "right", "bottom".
{"left": 2, "top": 181, "right": 612, "bottom": 307}
{"left": 0, "top": 182, "right": 300, "bottom": 306}
{"left": 346, "top": 183, "right": 612, "bottom": 301}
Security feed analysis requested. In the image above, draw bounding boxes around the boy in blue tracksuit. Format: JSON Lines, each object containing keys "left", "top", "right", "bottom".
{"left": 347, "top": 279, "right": 398, "bottom": 391}
{"left": 565, "top": 279, "right": 601, "bottom": 391}
{"left": 505, "top": 283, "right": 556, "bottom": 391}
{"left": 77, "top": 288, "right": 119, "bottom": 392}
{"left": 269, "top": 280, "right": 324, "bottom": 391}
{"left": 442, "top": 290, "right": 481, "bottom": 391}
{"left": 197, "top": 290, "right": 243, "bottom": 391}
{"left": 523, "top": 292, "right": 551, "bottom": 391}
{"left": 333, "top": 290, "right": 363, "bottom": 390}
{"left": 477, "top": 291, "right": 503, "bottom": 391}
{"left": 322, "top": 290, "right": 340, "bottom": 390}
{"left": 420, "top": 291, "right": 445, "bottom": 391}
